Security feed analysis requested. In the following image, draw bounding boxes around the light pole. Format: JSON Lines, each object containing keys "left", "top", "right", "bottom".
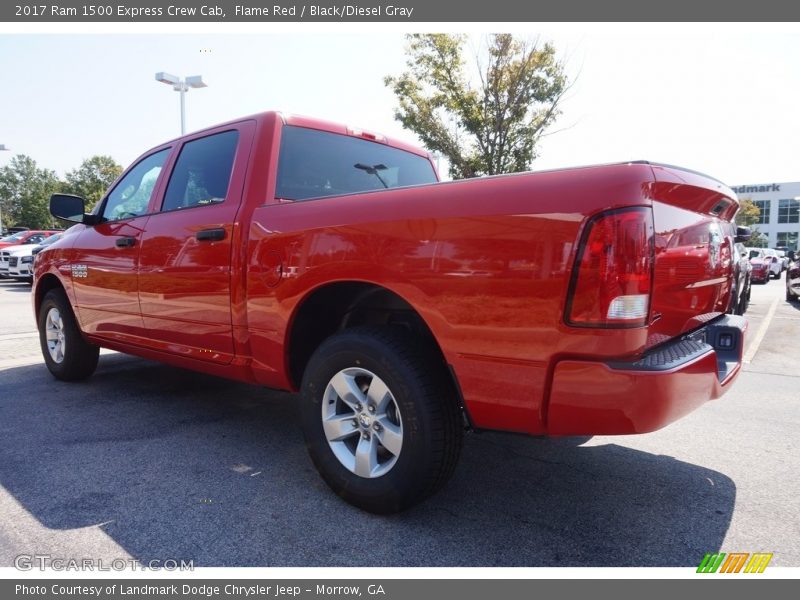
{"left": 0, "top": 144, "right": 9, "bottom": 236}
{"left": 155, "top": 72, "right": 207, "bottom": 135}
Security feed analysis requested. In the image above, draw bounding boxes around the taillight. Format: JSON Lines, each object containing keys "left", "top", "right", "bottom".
{"left": 566, "top": 207, "right": 655, "bottom": 328}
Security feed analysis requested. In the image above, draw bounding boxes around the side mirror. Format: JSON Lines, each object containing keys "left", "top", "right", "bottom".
{"left": 734, "top": 226, "right": 751, "bottom": 244}
{"left": 788, "top": 251, "right": 797, "bottom": 262}
{"left": 49, "top": 194, "right": 99, "bottom": 225}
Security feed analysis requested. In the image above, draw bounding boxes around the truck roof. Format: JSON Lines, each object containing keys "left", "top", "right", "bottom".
{"left": 158, "top": 110, "right": 431, "bottom": 159}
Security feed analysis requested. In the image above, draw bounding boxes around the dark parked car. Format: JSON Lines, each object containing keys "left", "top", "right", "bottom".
{"left": 786, "top": 252, "right": 800, "bottom": 303}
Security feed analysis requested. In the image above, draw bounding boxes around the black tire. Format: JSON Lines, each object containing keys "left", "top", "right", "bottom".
{"left": 730, "top": 280, "right": 740, "bottom": 315}
{"left": 38, "top": 288, "right": 99, "bottom": 381}
{"left": 300, "top": 326, "right": 463, "bottom": 514}
{"left": 733, "top": 277, "right": 750, "bottom": 315}
{"left": 740, "top": 277, "right": 751, "bottom": 314}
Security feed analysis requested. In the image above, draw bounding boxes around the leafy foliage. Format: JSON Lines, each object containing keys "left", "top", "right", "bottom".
{"left": 0, "top": 155, "right": 61, "bottom": 230}
{"left": 0, "top": 154, "right": 123, "bottom": 231}
{"left": 385, "top": 34, "right": 567, "bottom": 179}
{"left": 737, "top": 198, "right": 767, "bottom": 247}
{"left": 64, "top": 155, "right": 123, "bottom": 210}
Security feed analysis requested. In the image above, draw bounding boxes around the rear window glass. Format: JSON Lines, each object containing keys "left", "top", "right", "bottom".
{"left": 275, "top": 126, "right": 436, "bottom": 201}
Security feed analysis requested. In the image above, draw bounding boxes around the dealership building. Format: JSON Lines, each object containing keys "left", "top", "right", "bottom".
{"left": 731, "top": 181, "right": 800, "bottom": 251}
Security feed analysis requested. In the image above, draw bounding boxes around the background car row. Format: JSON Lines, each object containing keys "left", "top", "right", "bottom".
{"left": 745, "top": 247, "right": 790, "bottom": 284}
{"left": 0, "top": 230, "right": 62, "bottom": 282}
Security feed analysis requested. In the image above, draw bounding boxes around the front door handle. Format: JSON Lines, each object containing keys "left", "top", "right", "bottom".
{"left": 115, "top": 237, "right": 136, "bottom": 248}
{"left": 196, "top": 228, "right": 226, "bottom": 242}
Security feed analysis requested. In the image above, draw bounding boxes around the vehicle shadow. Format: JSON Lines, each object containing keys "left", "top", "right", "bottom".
{"left": 0, "top": 354, "right": 735, "bottom": 567}
{"left": 0, "top": 281, "right": 31, "bottom": 292}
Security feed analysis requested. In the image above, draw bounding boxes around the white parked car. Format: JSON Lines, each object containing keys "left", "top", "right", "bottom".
{"left": 775, "top": 249, "right": 789, "bottom": 271}
{"left": 7, "top": 233, "right": 63, "bottom": 283}
{"left": 4, "top": 245, "right": 36, "bottom": 281}
{"left": 762, "top": 249, "right": 784, "bottom": 278}
{"left": 0, "top": 248, "right": 15, "bottom": 277}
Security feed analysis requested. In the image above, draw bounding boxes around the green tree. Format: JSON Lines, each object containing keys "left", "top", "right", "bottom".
{"left": 385, "top": 33, "right": 568, "bottom": 179}
{"left": 737, "top": 198, "right": 767, "bottom": 247}
{"left": 64, "top": 155, "right": 123, "bottom": 210}
{"left": 0, "top": 155, "right": 61, "bottom": 230}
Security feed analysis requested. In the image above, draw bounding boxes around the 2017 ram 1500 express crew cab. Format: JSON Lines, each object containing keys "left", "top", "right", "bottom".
{"left": 35, "top": 111, "right": 747, "bottom": 512}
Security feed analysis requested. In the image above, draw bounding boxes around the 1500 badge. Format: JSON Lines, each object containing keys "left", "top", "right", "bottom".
{"left": 70, "top": 264, "right": 88, "bottom": 278}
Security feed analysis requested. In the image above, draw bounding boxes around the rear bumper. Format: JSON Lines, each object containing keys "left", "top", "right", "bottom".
{"left": 547, "top": 315, "right": 747, "bottom": 435}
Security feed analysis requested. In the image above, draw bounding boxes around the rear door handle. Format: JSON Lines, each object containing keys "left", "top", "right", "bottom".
{"left": 115, "top": 237, "right": 136, "bottom": 248}
{"left": 196, "top": 228, "right": 226, "bottom": 242}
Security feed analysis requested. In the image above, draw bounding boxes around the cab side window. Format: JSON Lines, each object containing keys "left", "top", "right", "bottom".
{"left": 161, "top": 130, "right": 239, "bottom": 212}
{"left": 101, "top": 149, "right": 170, "bottom": 222}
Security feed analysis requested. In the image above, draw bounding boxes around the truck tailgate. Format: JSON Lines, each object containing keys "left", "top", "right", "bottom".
{"left": 647, "top": 164, "right": 739, "bottom": 343}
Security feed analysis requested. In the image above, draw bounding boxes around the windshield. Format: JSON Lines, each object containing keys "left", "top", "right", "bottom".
{"left": 1, "top": 232, "right": 26, "bottom": 243}
{"left": 39, "top": 234, "right": 62, "bottom": 246}
{"left": 276, "top": 126, "right": 437, "bottom": 201}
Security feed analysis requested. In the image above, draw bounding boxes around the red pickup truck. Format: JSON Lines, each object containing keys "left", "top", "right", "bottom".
{"left": 35, "top": 111, "right": 747, "bottom": 513}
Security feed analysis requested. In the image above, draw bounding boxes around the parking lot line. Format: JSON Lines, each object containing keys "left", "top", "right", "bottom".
{"left": 743, "top": 294, "right": 781, "bottom": 364}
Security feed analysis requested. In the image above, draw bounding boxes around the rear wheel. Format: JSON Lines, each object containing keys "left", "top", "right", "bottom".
{"left": 730, "top": 281, "right": 741, "bottom": 315}
{"left": 38, "top": 289, "right": 99, "bottom": 381}
{"left": 741, "top": 276, "right": 751, "bottom": 314}
{"left": 733, "top": 276, "right": 750, "bottom": 315}
{"left": 299, "top": 326, "right": 463, "bottom": 514}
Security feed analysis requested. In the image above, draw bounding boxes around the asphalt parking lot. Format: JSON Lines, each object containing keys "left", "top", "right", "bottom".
{"left": 0, "top": 275, "right": 798, "bottom": 568}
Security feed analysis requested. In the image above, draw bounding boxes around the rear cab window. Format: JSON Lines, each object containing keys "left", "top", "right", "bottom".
{"left": 275, "top": 126, "right": 436, "bottom": 201}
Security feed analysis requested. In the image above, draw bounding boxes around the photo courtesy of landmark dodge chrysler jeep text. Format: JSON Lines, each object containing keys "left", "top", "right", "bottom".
{"left": 34, "top": 111, "right": 748, "bottom": 513}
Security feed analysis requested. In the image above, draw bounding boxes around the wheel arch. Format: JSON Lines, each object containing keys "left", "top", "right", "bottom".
{"left": 285, "top": 280, "right": 466, "bottom": 419}
{"left": 34, "top": 273, "right": 67, "bottom": 321}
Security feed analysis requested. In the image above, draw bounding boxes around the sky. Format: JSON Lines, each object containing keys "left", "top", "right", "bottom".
{"left": 1, "top": 24, "right": 800, "bottom": 186}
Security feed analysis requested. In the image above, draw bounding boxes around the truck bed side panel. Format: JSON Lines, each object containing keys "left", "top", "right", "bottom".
{"left": 245, "top": 165, "right": 657, "bottom": 434}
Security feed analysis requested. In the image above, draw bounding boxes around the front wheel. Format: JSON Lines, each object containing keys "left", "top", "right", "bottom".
{"left": 38, "top": 289, "right": 99, "bottom": 381}
{"left": 299, "top": 326, "right": 463, "bottom": 514}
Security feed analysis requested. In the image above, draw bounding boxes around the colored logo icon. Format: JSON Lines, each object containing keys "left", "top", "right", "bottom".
{"left": 697, "top": 552, "right": 773, "bottom": 573}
